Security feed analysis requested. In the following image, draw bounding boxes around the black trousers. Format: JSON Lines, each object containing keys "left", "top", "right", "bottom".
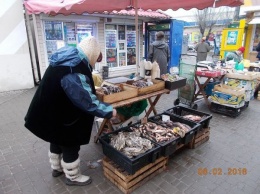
{"left": 50, "top": 143, "right": 80, "bottom": 163}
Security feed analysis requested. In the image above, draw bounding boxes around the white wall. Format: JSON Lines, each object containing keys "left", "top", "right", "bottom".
{"left": 0, "top": 0, "right": 34, "bottom": 92}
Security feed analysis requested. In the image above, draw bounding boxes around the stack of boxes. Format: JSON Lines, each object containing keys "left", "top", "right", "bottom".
{"left": 209, "top": 72, "right": 258, "bottom": 117}
{"left": 224, "top": 72, "right": 257, "bottom": 107}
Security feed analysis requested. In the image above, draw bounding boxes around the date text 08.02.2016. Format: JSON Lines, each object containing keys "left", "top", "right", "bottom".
{"left": 197, "top": 168, "right": 247, "bottom": 176}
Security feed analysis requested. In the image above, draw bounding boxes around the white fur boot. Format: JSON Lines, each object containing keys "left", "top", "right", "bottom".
{"left": 61, "top": 158, "right": 92, "bottom": 186}
{"left": 48, "top": 151, "right": 63, "bottom": 177}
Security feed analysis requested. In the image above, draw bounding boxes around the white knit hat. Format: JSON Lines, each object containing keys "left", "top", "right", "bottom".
{"left": 78, "top": 36, "right": 101, "bottom": 66}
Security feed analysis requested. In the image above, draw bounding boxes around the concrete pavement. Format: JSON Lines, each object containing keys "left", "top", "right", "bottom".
{"left": 1, "top": 87, "right": 260, "bottom": 194}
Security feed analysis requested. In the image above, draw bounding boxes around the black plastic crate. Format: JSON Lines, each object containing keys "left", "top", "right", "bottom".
{"left": 165, "top": 78, "right": 187, "bottom": 91}
{"left": 148, "top": 114, "right": 201, "bottom": 145}
{"left": 210, "top": 102, "right": 241, "bottom": 118}
{"left": 98, "top": 127, "right": 161, "bottom": 175}
{"left": 129, "top": 121, "right": 181, "bottom": 157}
{"left": 249, "top": 66, "right": 260, "bottom": 72}
{"left": 165, "top": 106, "right": 212, "bottom": 128}
{"left": 242, "top": 101, "right": 249, "bottom": 110}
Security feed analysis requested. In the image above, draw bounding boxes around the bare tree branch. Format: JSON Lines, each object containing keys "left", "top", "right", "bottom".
{"left": 193, "top": 7, "right": 235, "bottom": 39}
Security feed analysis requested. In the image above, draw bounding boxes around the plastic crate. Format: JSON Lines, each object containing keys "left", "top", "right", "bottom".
{"left": 248, "top": 66, "right": 260, "bottom": 72}
{"left": 164, "top": 106, "right": 212, "bottom": 128}
{"left": 241, "top": 101, "right": 249, "bottom": 110}
{"left": 148, "top": 114, "right": 201, "bottom": 145}
{"left": 165, "top": 78, "right": 187, "bottom": 91}
{"left": 98, "top": 127, "right": 161, "bottom": 175}
{"left": 196, "top": 70, "right": 221, "bottom": 77}
{"left": 210, "top": 102, "right": 242, "bottom": 118}
{"left": 129, "top": 121, "right": 181, "bottom": 157}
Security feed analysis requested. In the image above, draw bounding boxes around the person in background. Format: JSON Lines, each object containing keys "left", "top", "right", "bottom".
{"left": 225, "top": 46, "right": 245, "bottom": 63}
{"left": 24, "top": 36, "right": 117, "bottom": 186}
{"left": 148, "top": 31, "right": 170, "bottom": 75}
{"left": 256, "top": 41, "right": 260, "bottom": 61}
{"left": 195, "top": 37, "right": 211, "bottom": 62}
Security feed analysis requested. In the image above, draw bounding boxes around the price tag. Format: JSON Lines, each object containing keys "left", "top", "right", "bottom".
{"left": 162, "top": 114, "right": 170, "bottom": 122}
{"left": 141, "top": 117, "right": 147, "bottom": 124}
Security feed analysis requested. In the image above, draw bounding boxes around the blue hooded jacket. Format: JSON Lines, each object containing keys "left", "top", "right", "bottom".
{"left": 24, "top": 46, "right": 112, "bottom": 146}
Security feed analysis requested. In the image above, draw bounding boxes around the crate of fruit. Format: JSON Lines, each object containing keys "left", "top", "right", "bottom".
{"left": 164, "top": 106, "right": 212, "bottom": 128}
{"left": 126, "top": 79, "right": 165, "bottom": 96}
{"left": 98, "top": 127, "right": 161, "bottom": 175}
{"left": 160, "top": 74, "right": 187, "bottom": 91}
{"left": 148, "top": 113, "right": 201, "bottom": 145}
{"left": 96, "top": 83, "right": 138, "bottom": 104}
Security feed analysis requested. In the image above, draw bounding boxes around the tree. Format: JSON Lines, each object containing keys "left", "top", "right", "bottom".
{"left": 194, "top": 7, "right": 235, "bottom": 39}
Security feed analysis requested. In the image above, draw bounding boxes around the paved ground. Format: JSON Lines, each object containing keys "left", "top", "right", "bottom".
{"left": 1, "top": 84, "right": 260, "bottom": 194}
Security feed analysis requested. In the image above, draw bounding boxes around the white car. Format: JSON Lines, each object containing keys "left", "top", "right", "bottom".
{"left": 188, "top": 45, "right": 196, "bottom": 52}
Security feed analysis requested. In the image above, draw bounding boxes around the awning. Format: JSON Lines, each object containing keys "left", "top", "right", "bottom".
{"left": 108, "top": 9, "right": 170, "bottom": 19}
{"left": 249, "top": 17, "right": 260, "bottom": 24}
{"left": 24, "top": 0, "right": 244, "bottom": 74}
{"left": 24, "top": 0, "right": 244, "bottom": 15}
{"left": 249, "top": 11, "right": 260, "bottom": 24}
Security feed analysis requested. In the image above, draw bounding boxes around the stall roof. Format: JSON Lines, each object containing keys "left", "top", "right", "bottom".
{"left": 24, "top": 0, "right": 244, "bottom": 15}
{"left": 107, "top": 9, "right": 170, "bottom": 19}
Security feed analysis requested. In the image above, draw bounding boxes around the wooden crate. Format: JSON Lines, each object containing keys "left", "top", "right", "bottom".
{"left": 103, "top": 156, "right": 168, "bottom": 194}
{"left": 96, "top": 83, "right": 138, "bottom": 103}
{"left": 187, "top": 128, "right": 210, "bottom": 149}
{"left": 126, "top": 79, "right": 165, "bottom": 96}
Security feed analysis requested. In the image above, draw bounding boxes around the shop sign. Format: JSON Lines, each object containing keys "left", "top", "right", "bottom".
{"left": 147, "top": 24, "right": 170, "bottom": 31}
{"left": 227, "top": 31, "right": 238, "bottom": 45}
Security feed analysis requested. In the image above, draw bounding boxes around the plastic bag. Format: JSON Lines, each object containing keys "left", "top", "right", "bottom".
{"left": 116, "top": 99, "right": 148, "bottom": 117}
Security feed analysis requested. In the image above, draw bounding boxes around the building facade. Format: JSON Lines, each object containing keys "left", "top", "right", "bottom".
{"left": 26, "top": 12, "right": 168, "bottom": 81}
{"left": 0, "top": 0, "right": 34, "bottom": 92}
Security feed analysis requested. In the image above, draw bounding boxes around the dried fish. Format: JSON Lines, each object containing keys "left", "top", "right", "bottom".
{"left": 132, "top": 80, "right": 149, "bottom": 88}
{"left": 100, "top": 84, "right": 122, "bottom": 95}
{"left": 183, "top": 114, "right": 202, "bottom": 122}
{"left": 110, "top": 131, "right": 153, "bottom": 158}
{"left": 131, "top": 122, "right": 178, "bottom": 143}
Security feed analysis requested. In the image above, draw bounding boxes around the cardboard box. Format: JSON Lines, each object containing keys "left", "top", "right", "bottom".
{"left": 224, "top": 78, "right": 256, "bottom": 91}
{"left": 210, "top": 91, "right": 245, "bottom": 105}
{"left": 225, "top": 72, "right": 258, "bottom": 80}
{"left": 213, "top": 84, "right": 245, "bottom": 96}
{"left": 210, "top": 84, "right": 245, "bottom": 105}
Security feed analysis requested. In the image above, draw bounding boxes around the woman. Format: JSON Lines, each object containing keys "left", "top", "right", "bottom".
{"left": 24, "top": 36, "right": 117, "bottom": 186}
{"left": 225, "top": 46, "right": 245, "bottom": 63}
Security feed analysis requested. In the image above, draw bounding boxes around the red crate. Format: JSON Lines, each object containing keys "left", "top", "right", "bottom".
{"left": 196, "top": 70, "right": 221, "bottom": 77}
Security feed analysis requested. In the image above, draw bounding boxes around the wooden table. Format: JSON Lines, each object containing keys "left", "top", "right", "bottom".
{"left": 94, "top": 89, "right": 170, "bottom": 143}
{"left": 194, "top": 73, "right": 226, "bottom": 108}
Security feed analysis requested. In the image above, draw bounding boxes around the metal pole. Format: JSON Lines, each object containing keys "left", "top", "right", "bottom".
{"left": 134, "top": 0, "right": 139, "bottom": 76}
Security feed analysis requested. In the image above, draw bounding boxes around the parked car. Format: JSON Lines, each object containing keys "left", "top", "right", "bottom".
{"left": 188, "top": 44, "right": 196, "bottom": 52}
